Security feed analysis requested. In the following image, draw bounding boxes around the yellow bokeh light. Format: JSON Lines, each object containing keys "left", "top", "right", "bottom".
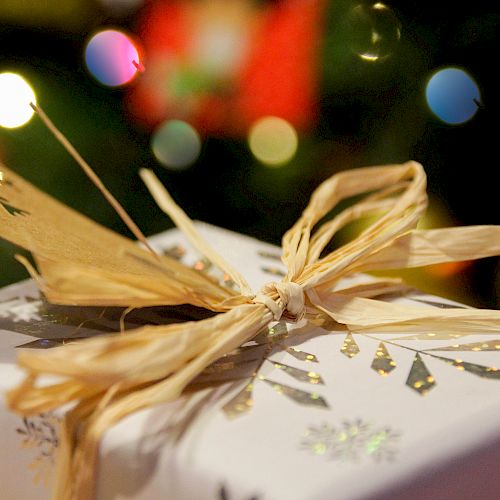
{"left": 248, "top": 116, "right": 298, "bottom": 167}
{"left": 0, "top": 72, "right": 37, "bottom": 129}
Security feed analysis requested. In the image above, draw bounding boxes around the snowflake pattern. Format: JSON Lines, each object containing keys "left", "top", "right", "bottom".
{"left": 0, "top": 296, "right": 42, "bottom": 323}
{"left": 16, "top": 412, "right": 62, "bottom": 485}
{"left": 301, "top": 420, "right": 400, "bottom": 463}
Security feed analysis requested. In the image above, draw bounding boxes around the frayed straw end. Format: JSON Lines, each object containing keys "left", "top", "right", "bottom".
{"left": 15, "top": 254, "right": 45, "bottom": 291}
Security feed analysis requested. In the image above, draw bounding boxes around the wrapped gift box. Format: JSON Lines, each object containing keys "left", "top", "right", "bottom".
{"left": 2, "top": 223, "right": 500, "bottom": 500}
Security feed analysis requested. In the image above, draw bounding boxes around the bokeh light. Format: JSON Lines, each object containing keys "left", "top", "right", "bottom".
{"left": 84, "top": 29, "right": 141, "bottom": 87}
{"left": 248, "top": 117, "right": 298, "bottom": 167}
{"left": 151, "top": 120, "right": 202, "bottom": 170}
{"left": 425, "top": 67, "right": 480, "bottom": 125}
{"left": 0, "top": 72, "right": 36, "bottom": 129}
{"left": 348, "top": 2, "right": 401, "bottom": 62}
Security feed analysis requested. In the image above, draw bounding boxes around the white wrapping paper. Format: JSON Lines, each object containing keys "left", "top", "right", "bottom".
{"left": 2, "top": 223, "right": 500, "bottom": 500}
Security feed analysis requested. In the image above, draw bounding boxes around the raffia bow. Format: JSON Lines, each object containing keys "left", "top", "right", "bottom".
{"left": 1, "top": 107, "right": 500, "bottom": 499}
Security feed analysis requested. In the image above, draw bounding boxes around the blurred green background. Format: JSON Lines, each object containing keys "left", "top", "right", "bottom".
{"left": 0, "top": 0, "right": 498, "bottom": 307}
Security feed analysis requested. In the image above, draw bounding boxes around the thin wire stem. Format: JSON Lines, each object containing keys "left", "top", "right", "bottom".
{"left": 30, "top": 102, "right": 159, "bottom": 261}
{"left": 360, "top": 332, "right": 454, "bottom": 362}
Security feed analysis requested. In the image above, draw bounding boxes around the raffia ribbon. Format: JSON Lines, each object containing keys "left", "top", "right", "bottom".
{"left": 2, "top": 137, "right": 500, "bottom": 498}
{"left": 254, "top": 281, "right": 305, "bottom": 322}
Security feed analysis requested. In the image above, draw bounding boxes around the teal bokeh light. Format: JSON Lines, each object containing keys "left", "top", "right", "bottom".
{"left": 151, "top": 120, "right": 202, "bottom": 170}
{"left": 425, "top": 68, "right": 480, "bottom": 125}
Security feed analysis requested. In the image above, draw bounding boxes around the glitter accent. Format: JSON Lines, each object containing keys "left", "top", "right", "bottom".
{"left": 16, "top": 338, "right": 84, "bottom": 349}
{"left": 161, "top": 244, "right": 186, "bottom": 260}
{"left": 193, "top": 257, "right": 213, "bottom": 272}
{"left": 406, "top": 353, "right": 436, "bottom": 395}
{"left": 425, "top": 340, "right": 500, "bottom": 352}
{"left": 257, "top": 250, "right": 282, "bottom": 261}
{"left": 222, "top": 382, "right": 254, "bottom": 419}
{"left": 301, "top": 420, "right": 399, "bottom": 462}
{"left": 269, "top": 360, "right": 324, "bottom": 385}
{"left": 285, "top": 346, "right": 318, "bottom": 363}
{"left": 268, "top": 322, "right": 288, "bottom": 339}
{"left": 254, "top": 322, "right": 289, "bottom": 344}
{"left": 340, "top": 332, "right": 360, "bottom": 358}
{"left": 260, "top": 266, "right": 286, "bottom": 277}
{"left": 206, "top": 345, "right": 268, "bottom": 370}
{"left": 433, "top": 356, "right": 500, "bottom": 379}
{"left": 222, "top": 273, "right": 237, "bottom": 289}
{"left": 218, "top": 320, "right": 326, "bottom": 417}
{"left": 391, "top": 333, "right": 469, "bottom": 341}
{"left": 202, "top": 360, "right": 237, "bottom": 373}
{"left": 261, "top": 377, "right": 329, "bottom": 408}
{"left": 371, "top": 342, "right": 396, "bottom": 376}
{"left": 194, "top": 345, "right": 269, "bottom": 385}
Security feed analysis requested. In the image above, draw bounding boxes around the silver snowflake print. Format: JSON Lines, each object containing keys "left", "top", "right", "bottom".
{"left": 0, "top": 297, "right": 43, "bottom": 323}
{"left": 301, "top": 420, "right": 400, "bottom": 463}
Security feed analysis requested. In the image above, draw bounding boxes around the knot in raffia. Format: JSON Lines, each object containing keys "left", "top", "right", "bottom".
{"left": 254, "top": 281, "right": 305, "bottom": 323}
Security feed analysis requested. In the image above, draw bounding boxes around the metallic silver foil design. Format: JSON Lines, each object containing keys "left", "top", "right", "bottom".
{"left": 301, "top": 420, "right": 400, "bottom": 462}
{"left": 405, "top": 353, "right": 436, "bottom": 395}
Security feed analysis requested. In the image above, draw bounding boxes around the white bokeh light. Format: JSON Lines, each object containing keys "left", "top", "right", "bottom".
{"left": 0, "top": 73, "right": 37, "bottom": 129}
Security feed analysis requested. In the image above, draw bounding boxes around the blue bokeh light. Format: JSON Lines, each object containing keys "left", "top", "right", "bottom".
{"left": 425, "top": 68, "right": 480, "bottom": 125}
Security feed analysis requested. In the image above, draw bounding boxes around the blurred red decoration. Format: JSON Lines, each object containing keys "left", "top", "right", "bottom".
{"left": 126, "top": 0, "right": 325, "bottom": 135}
